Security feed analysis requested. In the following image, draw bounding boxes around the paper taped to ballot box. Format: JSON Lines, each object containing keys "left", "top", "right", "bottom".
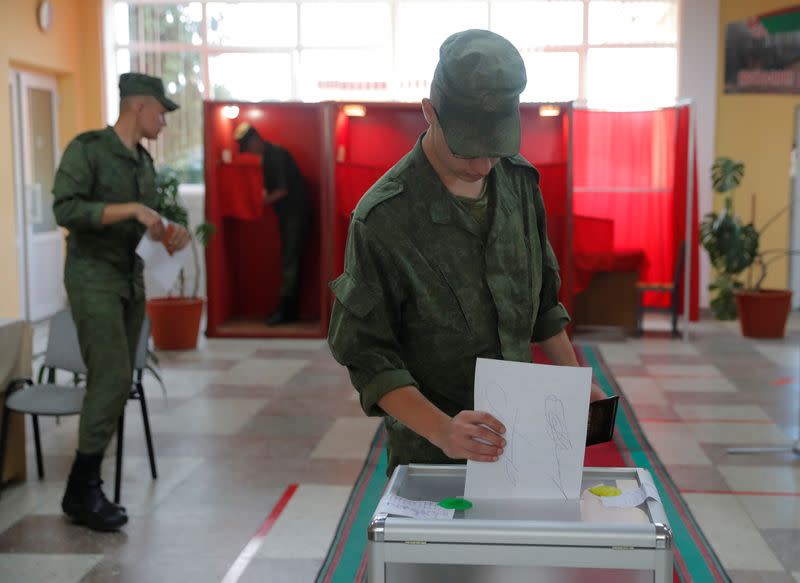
{"left": 466, "top": 358, "right": 592, "bottom": 501}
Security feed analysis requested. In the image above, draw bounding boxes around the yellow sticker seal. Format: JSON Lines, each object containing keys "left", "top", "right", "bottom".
{"left": 589, "top": 485, "right": 622, "bottom": 497}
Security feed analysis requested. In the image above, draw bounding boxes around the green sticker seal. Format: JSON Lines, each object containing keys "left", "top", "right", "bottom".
{"left": 438, "top": 497, "right": 473, "bottom": 510}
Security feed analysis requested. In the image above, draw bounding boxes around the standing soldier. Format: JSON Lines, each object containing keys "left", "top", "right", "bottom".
{"left": 52, "top": 73, "right": 190, "bottom": 531}
{"left": 234, "top": 124, "right": 311, "bottom": 325}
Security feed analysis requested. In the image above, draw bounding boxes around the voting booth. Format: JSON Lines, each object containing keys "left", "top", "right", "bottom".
{"left": 203, "top": 101, "right": 331, "bottom": 338}
{"left": 368, "top": 464, "right": 673, "bottom": 583}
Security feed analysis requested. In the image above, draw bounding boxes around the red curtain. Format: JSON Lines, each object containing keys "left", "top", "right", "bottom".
{"left": 572, "top": 106, "right": 699, "bottom": 319}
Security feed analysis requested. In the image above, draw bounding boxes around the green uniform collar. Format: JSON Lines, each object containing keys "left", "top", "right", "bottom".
{"left": 102, "top": 126, "right": 149, "bottom": 162}
{"left": 410, "top": 134, "right": 516, "bottom": 241}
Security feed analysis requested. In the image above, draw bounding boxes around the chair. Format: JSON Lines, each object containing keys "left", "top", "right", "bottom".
{"left": 0, "top": 310, "right": 158, "bottom": 503}
{"left": 636, "top": 242, "right": 686, "bottom": 337}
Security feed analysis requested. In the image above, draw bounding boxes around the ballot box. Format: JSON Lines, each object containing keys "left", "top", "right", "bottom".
{"left": 368, "top": 464, "right": 673, "bottom": 583}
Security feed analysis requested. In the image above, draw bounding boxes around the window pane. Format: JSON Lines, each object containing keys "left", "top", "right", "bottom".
{"left": 520, "top": 52, "right": 579, "bottom": 102}
{"left": 115, "top": 2, "right": 203, "bottom": 45}
{"left": 298, "top": 49, "right": 391, "bottom": 101}
{"left": 209, "top": 53, "right": 293, "bottom": 101}
{"left": 589, "top": 1, "right": 677, "bottom": 45}
{"left": 120, "top": 51, "right": 204, "bottom": 183}
{"left": 300, "top": 2, "right": 391, "bottom": 48}
{"left": 491, "top": 1, "right": 583, "bottom": 48}
{"left": 395, "top": 1, "right": 489, "bottom": 100}
{"left": 207, "top": 3, "right": 297, "bottom": 47}
{"left": 397, "top": 2, "right": 489, "bottom": 53}
{"left": 586, "top": 48, "right": 677, "bottom": 109}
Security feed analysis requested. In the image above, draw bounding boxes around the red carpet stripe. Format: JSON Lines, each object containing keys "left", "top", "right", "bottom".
{"left": 220, "top": 483, "right": 299, "bottom": 583}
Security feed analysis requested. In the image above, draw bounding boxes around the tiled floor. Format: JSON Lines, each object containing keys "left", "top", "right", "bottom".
{"left": 0, "top": 313, "right": 798, "bottom": 582}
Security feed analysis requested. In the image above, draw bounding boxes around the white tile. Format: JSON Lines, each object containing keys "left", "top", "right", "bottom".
{"left": 310, "top": 417, "right": 382, "bottom": 460}
{"left": 257, "top": 484, "right": 352, "bottom": 559}
{"left": 615, "top": 377, "right": 669, "bottom": 405}
{"left": 594, "top": 343, "right": 641, "bottom": 365}
{"left": 682, "top": 493, "right": 785, "bottom": 572}
{"left": 217, "top": 358, "right": 308, "bottom": 386}
{"left": 153, "top": 368, "right": 214, "bottom": 400}
{"left": 674, "top": 404, "right": 771, "bottom": 421}
{"left": 793, "top": 571, "right": 800, "bottom": 583}
{"left": 646, "top": 364, "right": 724, "bottom": 378}
{"left": 719, "top": 465, "right": 800, "bottom": 494}
{"left": 634, "top": 340, "right": 699, "bottom": 355}
{"left": 737, "top": 495, "right": 800, "bottom": 530}
{"left": 0, "top": 553, "right": 103, "bottom": 583}
{"left": 657, "top": 377, "right": 738, "bottom": 392}
{"left": 753, "top": 343, "right": 800, "bottom": 369}
{"left": 686, "top": 422, "right": 789, "bottom": 445}
{"left": 150, "top": 397, "right": 269, "bottom": 435}
{"left": 639, "top": 422, "right": 712, "bottom": 465}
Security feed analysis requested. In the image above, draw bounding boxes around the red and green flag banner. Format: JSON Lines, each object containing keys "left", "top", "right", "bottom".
{"left": 725, "top": 4, "right": 800, "bottom": 94}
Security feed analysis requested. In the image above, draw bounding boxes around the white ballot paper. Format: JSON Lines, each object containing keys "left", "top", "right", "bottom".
{"left": 376, "top": 494, "right": 455, "bottom": 520}
{"left": 135, "top": 222, "right": 191, "bottom": 290}
{"left": 466, "top": 358, "right": 592, "bottom": 501}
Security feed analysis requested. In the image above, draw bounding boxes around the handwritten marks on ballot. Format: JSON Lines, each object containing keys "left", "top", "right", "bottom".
{"left": 466, "top": 358, "right": 592, "bottom": 501}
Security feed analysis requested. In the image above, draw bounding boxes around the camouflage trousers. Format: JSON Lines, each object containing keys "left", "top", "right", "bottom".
{"left": 67, "top": 286, "right": 144, "bottom": 454}
{"left": 277, "top": 209, "right": 311, "bottom": 299}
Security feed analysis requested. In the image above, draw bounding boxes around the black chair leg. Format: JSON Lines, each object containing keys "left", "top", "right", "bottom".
{"left": 0, "top": 406, "right": 11, "bottom": 496}
{"left": 114, "top": 412, "right": 124, "bottom": 504}
{"left": 32, "top": 415, "right": 44, "bottom": 479}
{"left": 137, "top": 383, "right": 157, "bottom": 480}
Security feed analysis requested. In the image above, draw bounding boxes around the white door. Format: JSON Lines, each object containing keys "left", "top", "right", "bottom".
{"left": 11, "top": 71, "right": 65, "bottom": 321}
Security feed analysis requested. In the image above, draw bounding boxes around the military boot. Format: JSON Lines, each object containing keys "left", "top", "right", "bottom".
{"left": 265, "top": 296, "right": 298, "bottom": 326}
{"left": 61, "top": 451, "right": 128, "bottom": 532}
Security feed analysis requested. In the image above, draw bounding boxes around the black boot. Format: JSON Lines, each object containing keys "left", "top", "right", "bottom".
{"left": 61, "top": 451, "right": 128, "bottom": 532}
{"left": 265, "top": 296, "right": 297, "bottom": 326}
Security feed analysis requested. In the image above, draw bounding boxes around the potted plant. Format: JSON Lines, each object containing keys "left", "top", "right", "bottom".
{"left": 700, "top": 156, "right": 796, "bottom": 338}
{"left": 146, "top": 169, "right": 216, "bottom": 350}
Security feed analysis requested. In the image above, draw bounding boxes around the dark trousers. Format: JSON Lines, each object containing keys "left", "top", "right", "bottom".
{"left": 67, "top": 287, "right": 143, "bottom": 454}
{"left": 277, "top": 209, "right": 311, "bottom": 299}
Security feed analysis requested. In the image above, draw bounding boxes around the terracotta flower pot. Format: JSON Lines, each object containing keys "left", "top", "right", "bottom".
{"left": 734, "top": 289, "right": 792, "bottom": 339}
{"left": 146, "top": 297, "right": 204, "bottom": 350}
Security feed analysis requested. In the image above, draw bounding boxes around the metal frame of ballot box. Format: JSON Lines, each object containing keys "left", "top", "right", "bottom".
{"left": 368, "top": 465, "right": 673, "bottom": 583}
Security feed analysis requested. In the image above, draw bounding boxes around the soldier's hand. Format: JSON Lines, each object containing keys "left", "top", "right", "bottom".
{"left": 165, "top": 224, "right": 191, "bottom": 253}
{"left": 436, "top": 410, "right": 506, "bottom": 463}
{"left": 135, "top": 204, "right": 166, "bottom": 240}
{"left": 590, "top": 382, "right": 606, "bottom": 402}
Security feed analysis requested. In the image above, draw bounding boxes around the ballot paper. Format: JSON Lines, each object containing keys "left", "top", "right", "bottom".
{"left": 375, "top": 494, "right": 455, "bottom": 520}
{"left": 601, "top": 479, "right": 661, "bottom": 508}
{"left": 466, "top": 358, "right": 592, "bottom": 501}
{"left": 135, "top": 222, "right": 191, "bottom": 290}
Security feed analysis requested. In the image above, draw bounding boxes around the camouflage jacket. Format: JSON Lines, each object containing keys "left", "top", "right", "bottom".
{"left": 328, "top": 136, "right": 569, "bottom": 469}
{"left": 53, "top": 126, "right": 160, "bottom": 299}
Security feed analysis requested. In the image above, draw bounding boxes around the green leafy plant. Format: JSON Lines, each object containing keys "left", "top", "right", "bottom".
{"left": 700, "top": 156, "right": 797, "bottom": 319}
{"left": 155, "top": 169, "right": 216, "bottom": 298}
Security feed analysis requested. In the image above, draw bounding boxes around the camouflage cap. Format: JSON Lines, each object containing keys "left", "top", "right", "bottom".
{"left": 233, "top": 122, "right": 259, "bottom": 150}
{"left": 119, "top": 72, "right": 179, "bottom": 112}
{"left": 430, "top": 29, "right": 526, "bottom": 158}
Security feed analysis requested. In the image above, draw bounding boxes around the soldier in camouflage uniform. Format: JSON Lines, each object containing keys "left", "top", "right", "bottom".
{"left": 234, "top": 124, "right": 311, "bottom": 325}
{"left": 52, "top": 73, "right": 190, "bottom": 531}
{"left": 328, "top": 30, "right": 604, "bottom": 477}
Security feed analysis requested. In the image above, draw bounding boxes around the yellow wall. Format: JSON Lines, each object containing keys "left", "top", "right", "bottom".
{"left": 716, "top": 0, "right": 800, "bottom": 289}
{"left": 0, "top": 0, "right": 103, "bottom": 317}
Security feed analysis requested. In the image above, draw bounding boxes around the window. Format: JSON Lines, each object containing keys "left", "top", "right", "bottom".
{"left": 106, "top": 0, "right": 679, "bottom": 183}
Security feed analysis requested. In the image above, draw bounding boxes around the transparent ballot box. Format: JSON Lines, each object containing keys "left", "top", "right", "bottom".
{"left": 368, "top": 464, "right": 673, "bottom": 583}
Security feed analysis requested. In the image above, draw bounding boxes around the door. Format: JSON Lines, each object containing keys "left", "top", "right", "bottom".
{"left": 791, "top": 106, "right": 800, "bottom": 310}
{"left": 11, "top": 71, "right": 65, "bottom": 321}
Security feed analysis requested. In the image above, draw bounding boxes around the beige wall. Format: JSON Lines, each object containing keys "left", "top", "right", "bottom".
{"left": 716, "top": 0, "right": 800, "bottom": 289}
{"left": 0, "top": 0, "right": 103, "bottom": 317}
